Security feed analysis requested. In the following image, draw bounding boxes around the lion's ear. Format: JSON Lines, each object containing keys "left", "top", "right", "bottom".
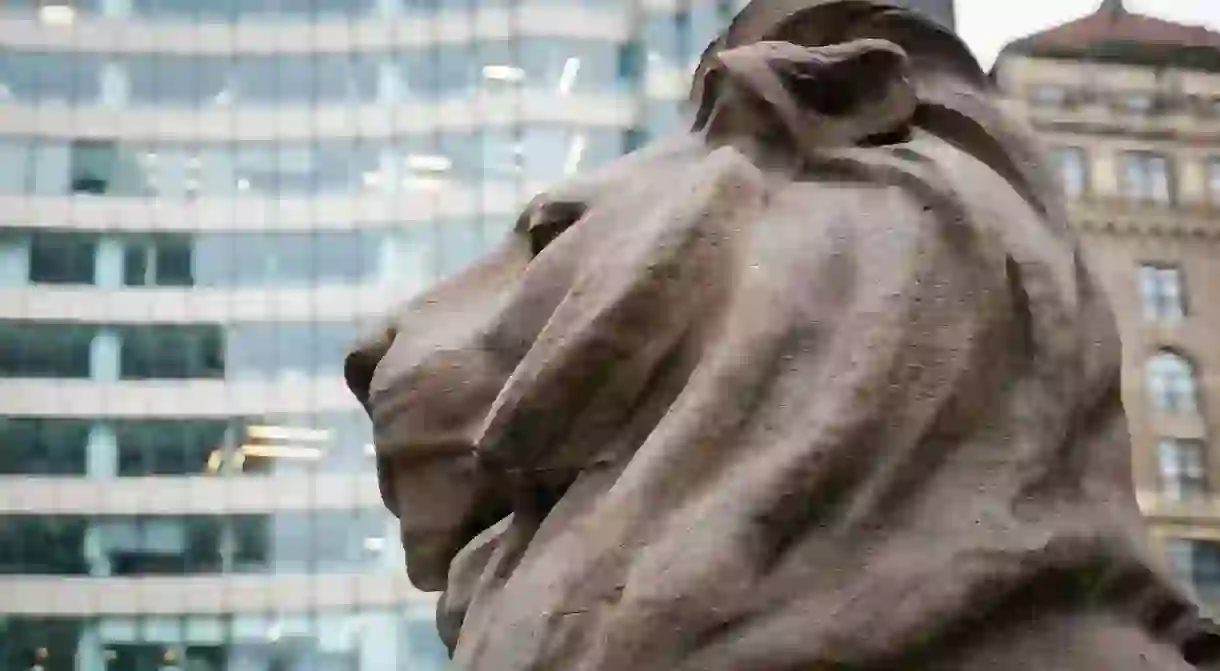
{"left": 517, "top": 195, "right": 589, "bottom": 257}
{"left": 702, "top": 38, "right": 917, "bottom": 150}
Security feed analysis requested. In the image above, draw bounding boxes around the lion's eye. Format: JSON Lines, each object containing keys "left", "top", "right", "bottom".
{"left": 525, "top": 200, "right": 588, "bottom": 256}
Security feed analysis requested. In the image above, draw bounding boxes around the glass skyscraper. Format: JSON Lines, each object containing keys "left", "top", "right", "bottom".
{"left": 0, "top": 1, "right": 952, "bottom": 669}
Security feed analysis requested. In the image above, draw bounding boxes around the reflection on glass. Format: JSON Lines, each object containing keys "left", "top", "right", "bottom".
{"left": 0, "top": 41, "right": 640, "bottom": 108}
{"left": 0, "top": 510, "right": 390, "bottom": 576}
{"left": 0, "top": 321, "right": 369, "bottom": 381}
{"left": 115, "top": 420, "right": 227, "bottom": 477}
{"left": 122, "top": 234, "right": 195, "bottom": 287}
{"left": 5, "top": 229, "right": 398, "bottom": 289}
{"left": 0, "top": 52, "right": 101, "bottom": 104}
{"left": 28, "top": 231, "right": 96, "bottom": 285}
{"left": 0, "top": 321, "right": 94, "bottom": 378}
{"left": 0, "top": 516, "right": 89, "bottom": 575}
{"left": 0, "top": 130, "right": 626, "bottom": 197}
{"left": 133, "top": 0, "right": 380, "bottom": 21}
{"left": 0, "top": 609, "right": 448, "bottom": 671}
{"left": 224, "top": 323, "right": 355, "bottom": 381}
{"left": 0, "top": 412, "right": 374, "bottom": 478}
{"left": 194, "top": 231, "right": 384, "bottom": 288}
{"left": 118, "top": 325, "right": 225, "bottom": 380}
{"left": 0, "top": 418, "right": 90, "bottom": 475}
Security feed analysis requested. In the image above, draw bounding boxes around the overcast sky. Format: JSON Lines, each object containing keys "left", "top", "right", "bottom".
{"left": 958, "top": 0, "right": 1220, "bottom": 69}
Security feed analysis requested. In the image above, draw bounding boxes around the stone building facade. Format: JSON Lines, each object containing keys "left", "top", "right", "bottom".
{"left": 995, "top": 0, "right": 1220, "bottom": 605}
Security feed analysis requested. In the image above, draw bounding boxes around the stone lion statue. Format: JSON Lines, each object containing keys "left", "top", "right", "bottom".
{"left": 345, "top": 1, "right": 1220, "bottom": 668}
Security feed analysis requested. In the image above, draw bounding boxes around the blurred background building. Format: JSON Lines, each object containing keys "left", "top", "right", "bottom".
{"left": 0, "top": 0, "right": 957, "bottom": 669}
{"left": 994, "top": 0, "right": 1220, "bottom": 608}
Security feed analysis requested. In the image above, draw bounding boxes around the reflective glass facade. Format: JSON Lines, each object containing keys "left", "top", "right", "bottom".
{"left": 0, "top": 1, "right": 954, "bottom": 669}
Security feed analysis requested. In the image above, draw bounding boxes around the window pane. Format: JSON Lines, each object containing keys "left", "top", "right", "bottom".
{"left": 70, "top": 140, "right": 146, "bottom": 196}
{"left": 28, "top": 232, "right": 97, "bottom": 285}
{"left": 398, "top": 49, "right": 438, "bottom": 100}
{"left": 153, "top": 235, "right": 195, "bottom": 286}
{"left": 30, "top": 141, "right": 70, "bottom": 196}
{"left": 1031, "top": 85, "right": 1067, "bottom": 107}
{"left": 0, "top": 516, "right": 88, "bottom": 575}
{"left": 1120, "top": 151, "right": 1173, "bottom": 203}
{"left": 313, "top": 53, "right": 379, "bottom": 103}
{"left": 1158, "top": 439, "right": 1208, "bottom": 502}
{"left": 0, "top": 52, "right": 99, "bottom": 104}
{"left": 1178, "top": 540, "right": 1220, "bottom": 602}
{"left": 119, "top": 325, "right": 225, "bottom": 380}
{"left": 115, "top": 420, "right": 228, "bottom": 477}
{"left": 127, "top": 55, "right": 233, "bottom": 107}
{"left": 122, "top": 242, "right": 151, "bottom": 286}
{"left": 0, "top": 322, "right": 94, "bottom": 378}
{"left": 1139, "top": 264, "right": 1185, "bottom": 323}
{"left": 1049, "top": 147, "right": 1087, "bottom": 198}
{"left": 1147, "top": 350, "right": 1198, "bottom": 414}
{"left": 0, "top": 418, "right": 90, "bottom": 476}
{"left": 0, "top": 617, "right": 86, "bottom": 671}
{"left": 224, "top": 323, "right": 354, "bottom": 380}
{"left": 0, "top": 138, "right": 29, "bottom": 193}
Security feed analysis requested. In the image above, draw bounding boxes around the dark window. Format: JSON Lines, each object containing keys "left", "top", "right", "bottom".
{"left": 69, "top": 140, "right": 119, "bottom": 195}
{"left": 0, "top": 516, "right": 88, "bottom": 575}
{"left": 0, "top": 322, "right": 94, "bottom": 378}
{"left": 0, "top": 617, "right": 85, "bottom": 671}
{"left": 232, "top": 515, "right": 271, "bottom": 572}
{"left": 115, "top": 420, "right": 228, "bottom": 476}
{"left": 68, "top": 140, "right": 148, "bottom": 197}
{"left": 119, "top": 325, "right": 224, "bottom": 379}
{"left": 122, "top": 234, "right": 195, "bottom": 287}
{"left": 28, "top": 231, "right": 97, "bottom": 285}
{"left": 0, "top": 511, "right": 384, "bottom": 578}
{"left": 0, "top": 418, "right": 90, "bottom": 476}
{"left": 624, "top": 127, "right": 649, "bottom": 153}
{"left": 99, "top": 516, "right": 224, "bottom": 576}
{"left": 618, "top": 43, "right": 644, "bottom": 85}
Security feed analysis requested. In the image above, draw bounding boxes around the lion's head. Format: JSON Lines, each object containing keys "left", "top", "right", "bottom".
{"left": 340, "top": 3, "right": 1214, "bottom": 670}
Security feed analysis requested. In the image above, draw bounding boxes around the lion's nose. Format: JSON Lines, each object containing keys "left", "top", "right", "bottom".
{"left": 345, "top": 322, "right": 396, "bottom": 410}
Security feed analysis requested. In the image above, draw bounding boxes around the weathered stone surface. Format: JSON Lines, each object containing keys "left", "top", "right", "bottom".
{"left": 345, "top": 1, "right": 1220, "bottom": 668}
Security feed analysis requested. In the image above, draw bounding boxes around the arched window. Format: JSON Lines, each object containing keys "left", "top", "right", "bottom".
{"left": 1147, "top": 350, "right": 1199, "bottom": 414}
